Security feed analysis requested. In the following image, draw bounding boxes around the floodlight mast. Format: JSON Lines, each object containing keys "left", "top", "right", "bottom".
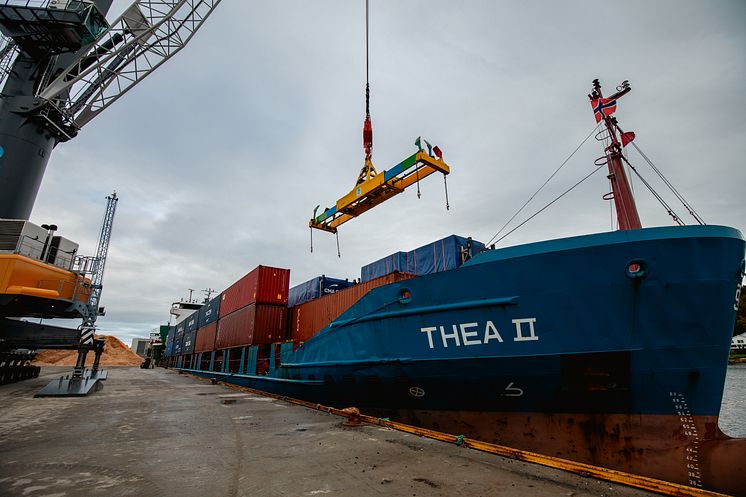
{"left": 0, "top": 0, "right": 221, "bottom": 220}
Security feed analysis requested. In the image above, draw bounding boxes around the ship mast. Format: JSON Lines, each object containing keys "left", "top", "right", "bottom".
{"left": 590, "top": 79, "right": 641, "bottom": 230}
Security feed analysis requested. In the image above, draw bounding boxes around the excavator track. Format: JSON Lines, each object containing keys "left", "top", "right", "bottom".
{"left": 0, "top": 350, "right": 40, "bottom": 385}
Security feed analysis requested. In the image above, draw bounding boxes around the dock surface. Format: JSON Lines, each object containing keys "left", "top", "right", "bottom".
{"left": 0, "top": 367, "right": 657, "bottom": 497}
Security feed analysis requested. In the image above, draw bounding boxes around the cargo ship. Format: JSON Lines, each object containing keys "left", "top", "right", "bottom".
{"left": 164, "top": 81, "right": 746, "bottom": 495}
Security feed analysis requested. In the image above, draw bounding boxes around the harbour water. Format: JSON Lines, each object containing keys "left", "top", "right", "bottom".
{"left": 719, "top": 363, "right": 746, "bottom": 437}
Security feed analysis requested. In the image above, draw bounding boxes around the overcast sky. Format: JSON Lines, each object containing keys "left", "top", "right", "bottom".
{"left": 29, "top": 1, "right": 746, "bottom": 344}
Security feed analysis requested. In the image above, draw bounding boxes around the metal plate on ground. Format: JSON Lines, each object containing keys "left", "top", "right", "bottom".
{"left": 34, "top": 376, "right": 103, "bottom": 397}
{"left": 84, "top": 368, "right": 108, "bottom": 381}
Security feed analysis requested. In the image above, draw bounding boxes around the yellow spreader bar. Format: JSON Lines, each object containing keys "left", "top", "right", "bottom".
{"left": 309, "top": 150, "right": 450, "bottom": 234}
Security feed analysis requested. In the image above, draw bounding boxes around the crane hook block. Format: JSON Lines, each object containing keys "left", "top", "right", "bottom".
{"left": 309, "top": 145, "right": 450, "bottom": 234}
{"left": 363, "top": 117, "right": 373, "bottom": 154}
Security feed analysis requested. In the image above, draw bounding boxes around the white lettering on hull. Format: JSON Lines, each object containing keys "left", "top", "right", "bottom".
{"left": 420, "top": 318, "right": 538, "bottom": 349}
{"left": 512, "top": 318, "right": 538, "bottom": 341}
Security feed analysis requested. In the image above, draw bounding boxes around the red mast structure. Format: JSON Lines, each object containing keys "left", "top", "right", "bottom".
{"left": 590, "top": 79, "right": 642, "bottom": 230}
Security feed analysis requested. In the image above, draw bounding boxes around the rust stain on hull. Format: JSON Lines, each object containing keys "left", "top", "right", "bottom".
{"left": 377, "top": 409, "right": 746, "bottom": 496}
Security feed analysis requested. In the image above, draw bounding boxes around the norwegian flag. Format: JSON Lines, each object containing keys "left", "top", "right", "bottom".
{"left": 591, "top": 97, "right": 617, "bottom": 123}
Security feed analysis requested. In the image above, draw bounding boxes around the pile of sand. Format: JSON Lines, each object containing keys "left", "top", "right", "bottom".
{"left": 33, "top": 335, "right": 143, "bottom": 366}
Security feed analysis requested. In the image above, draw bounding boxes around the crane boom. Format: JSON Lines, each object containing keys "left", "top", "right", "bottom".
{"left": 88, "top": 191, "right": 118, "bottom": 314}
{"left": 39, "top": 0, "right": 222, "bottom": 130}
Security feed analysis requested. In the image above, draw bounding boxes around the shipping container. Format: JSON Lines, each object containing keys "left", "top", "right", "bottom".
{"left": 220, "top": 265, "right": 291, "bottom": 317}
{"left": 289, "top": 272, "right": 415, "bottom": 342}
{"left": 198, "top": 293, "right": 222, "bottom": 327}
{"left": 182, "top": 329, "right": 196, "bottom": 354}
{"left": 173, "top": 330, "right": 185, "bottom": 356}
{"left": 164, "top": 328, "right": 175, "bottom": 357}
{"left": 288, "top": 275, "right": 351, "bottom": 307}
{"left": 195, "top": 322, "right": 218, "bottom": 353}
{"left": 185, "top": 311, "right": 199, "bottom": 333}
{"left": 216, "top": 303, "right": 288, "bottom": 349}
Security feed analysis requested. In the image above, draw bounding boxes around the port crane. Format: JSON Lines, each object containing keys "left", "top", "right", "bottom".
{"left": 0, "top": 0, "right": 221, "bottom": 394}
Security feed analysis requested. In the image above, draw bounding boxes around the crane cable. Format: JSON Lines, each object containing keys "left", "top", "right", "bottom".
{"left": 362, "top": 0, "right": 373, "bottom": 162}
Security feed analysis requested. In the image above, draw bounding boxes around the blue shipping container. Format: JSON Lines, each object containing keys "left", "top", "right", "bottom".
{"left": 198, "top": 293, "right": 222, "bottom": 327}
{"left": 164, "top": 328, "right": 175, "bottom": 357}
{"left": 173, "top": 332, "right": 184, "bottom": 356}
{"left": 182, "top": 329, "right": 197, "bottom": 354}
{"left": 185, "top": 311, "right": 199, "bottom": 333}
{"left": 173, "top": 323, "right": 185, "bottom": 356}
{"left": 288, "top": 275, "right": 351, "bottom": 307}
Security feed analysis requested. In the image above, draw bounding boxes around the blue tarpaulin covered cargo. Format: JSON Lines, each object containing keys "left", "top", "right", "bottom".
{"left": 360, "top": 251, "right": 408, "bottom": 282}
{"left": 288, "top": 276, "right": 351, "bottom": 307}
{"left": 198, "top": 293, "right": 221, "bottom": 327}
{"left": 407, "top": 234, "right": 485, "bottom": 276}
{"left": 360, "top": 235, "right": 485, "bottom": 282}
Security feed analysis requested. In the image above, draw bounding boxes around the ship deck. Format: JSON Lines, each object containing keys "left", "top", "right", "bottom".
{"left": 0, "top": 366, "right": 658, "bottom": 497}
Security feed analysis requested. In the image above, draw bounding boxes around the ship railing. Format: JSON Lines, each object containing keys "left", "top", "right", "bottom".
{"left": 72, "top": 254, "right": 98, "bottom": 275}
{"left": 14, "top": 235, "right": 79, "bottom": 271}
{"left": 12, "top": 234, "right": 45, "bottom": 259}
{"left": 53, "top": 248, "right": 77, "bottom": 271}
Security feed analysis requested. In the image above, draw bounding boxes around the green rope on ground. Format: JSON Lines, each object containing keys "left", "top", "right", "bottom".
{"left": 377, "top": 417, "right": 390, "bottom": 424}
{"left": 456, "top": 435, "right": 465, "bottom": 446}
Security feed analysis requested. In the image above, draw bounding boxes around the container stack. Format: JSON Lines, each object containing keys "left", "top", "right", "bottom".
{"left": 215, "top": 265, "right": 290, "bottom": 349}
{"left": 182, "top": 312, "right": 199, "bottom": 355}
{"left": 167, "top": 233, "right": 484, "bottom": 370}
{"left": 194, "top": 293, "right": 221, "bottom": 360}
{"left": 288, "top": 272, "right": 415, "bottom": 342}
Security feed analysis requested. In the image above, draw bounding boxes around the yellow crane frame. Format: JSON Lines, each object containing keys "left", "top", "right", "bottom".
{"left": 309, "top": 150, "right": 450, "bottom": 234}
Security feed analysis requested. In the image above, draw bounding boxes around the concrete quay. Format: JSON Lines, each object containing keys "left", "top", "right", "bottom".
{"left": 0, "top": 366, "right": 657, "bottom": 497}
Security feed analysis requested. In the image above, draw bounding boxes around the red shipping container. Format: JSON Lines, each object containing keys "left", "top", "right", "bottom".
{"left": 194, "top": 322, "right": 218, "bottom": 353}
{"left": 220, "top": 265, "right": 290, "bottom": 317}
{"left": 216, "top": 303, "right": 288, "bottom": 349}
{"left": 289, "top": 272, "right": 415, "bottom": 342}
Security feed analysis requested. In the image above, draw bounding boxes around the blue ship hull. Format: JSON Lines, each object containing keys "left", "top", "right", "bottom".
{"left": 182, "top": 225, "right": 746, "bottom": 494}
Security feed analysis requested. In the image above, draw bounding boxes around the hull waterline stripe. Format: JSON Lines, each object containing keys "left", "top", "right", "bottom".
{"left": 179, "top": 370, "right": 730, "bottom": 497}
